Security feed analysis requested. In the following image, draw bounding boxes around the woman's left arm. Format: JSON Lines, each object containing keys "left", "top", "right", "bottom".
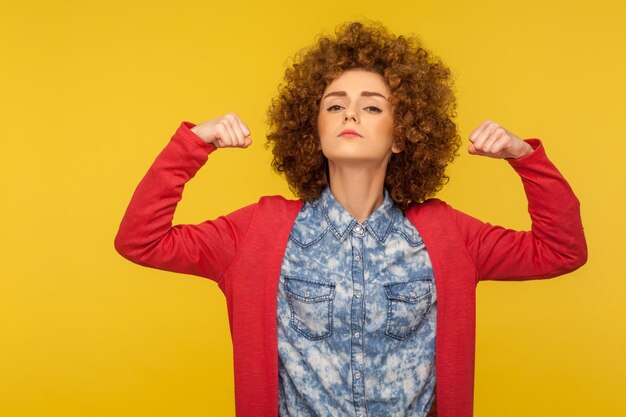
{"left": 454, "top": 121, "right": 588, "bottom": 281}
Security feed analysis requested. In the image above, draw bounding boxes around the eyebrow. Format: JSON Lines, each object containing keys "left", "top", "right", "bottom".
{"left": 322, "top": 91, "right": 388, "bottom": 100}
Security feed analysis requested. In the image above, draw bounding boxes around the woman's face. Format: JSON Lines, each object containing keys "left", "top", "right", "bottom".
{"left": 317, "top": 68, "right": 399, "bottom": 167}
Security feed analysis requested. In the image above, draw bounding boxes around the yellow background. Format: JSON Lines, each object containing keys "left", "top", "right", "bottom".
{"left": 1, "top": 0, "right": 624, "bottom": 416}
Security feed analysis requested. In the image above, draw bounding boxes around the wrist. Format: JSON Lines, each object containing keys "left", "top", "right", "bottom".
{"left": 512, "top": 142, "right": 534, "bottom": 159}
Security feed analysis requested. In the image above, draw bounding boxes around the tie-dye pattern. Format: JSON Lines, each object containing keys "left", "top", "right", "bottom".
{"left": 277, "top": 186, "right": 437, "bottom": 417}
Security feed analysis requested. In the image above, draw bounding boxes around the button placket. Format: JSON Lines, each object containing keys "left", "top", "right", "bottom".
{"left": 349, "top": 233, "right": 366, "bottom": 416}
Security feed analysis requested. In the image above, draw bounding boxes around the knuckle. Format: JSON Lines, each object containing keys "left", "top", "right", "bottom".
{"left": 217, "top": 125, "right": 230, "bottom": 138}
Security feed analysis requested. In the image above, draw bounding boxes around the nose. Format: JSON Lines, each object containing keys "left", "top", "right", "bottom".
{"left": 344, "top": 109, "right": 359, "bottom": 123}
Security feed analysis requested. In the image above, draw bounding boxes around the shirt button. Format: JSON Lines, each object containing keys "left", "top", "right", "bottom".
{"left": 304, "top": 291, "right": 311, "bottom": 298}
{"left": 354, "top": 332, "right": 361, "bottom": 339}
{"left": 354, "top": 290, "right": 362, "bottom": 298}
{"left": 354, "top": 372, "right": 361, "bottom": 379}
{"left": 409, "top": 291, "right": 416, "bottom": 298}
{"left": 354, "top": 254, "right": 361, "bottom": 262}
{"left": 354, "top": 225, "right": 363, "bottom": 233}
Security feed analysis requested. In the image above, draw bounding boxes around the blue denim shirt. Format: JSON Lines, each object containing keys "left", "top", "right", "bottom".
{"left": 277, "top": 185, "right": 437, "bottom": 417}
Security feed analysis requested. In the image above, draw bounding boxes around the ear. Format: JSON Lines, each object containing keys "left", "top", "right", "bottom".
{"left": 391, "top": 142, "right": 402, "bottom": 154}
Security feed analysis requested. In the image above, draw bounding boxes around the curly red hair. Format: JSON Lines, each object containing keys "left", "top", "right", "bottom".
{"left": 266, "top": 21, "right": 460, "bottom": 211}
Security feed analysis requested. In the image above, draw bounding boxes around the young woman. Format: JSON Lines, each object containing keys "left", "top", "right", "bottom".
{"left": 114, "top": 21, "right": 587, "bottom": 417}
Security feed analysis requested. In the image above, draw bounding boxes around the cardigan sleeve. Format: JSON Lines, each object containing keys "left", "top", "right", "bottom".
{"left": 114, "top": 121, "right": 256, "bottom": 284}
{"left": 450, "top": 139, "right": 588, "bottom": 282}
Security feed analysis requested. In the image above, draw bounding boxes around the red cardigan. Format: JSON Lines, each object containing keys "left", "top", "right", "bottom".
{"left": 115, "top": 121, "right": 587, "bottom": 417}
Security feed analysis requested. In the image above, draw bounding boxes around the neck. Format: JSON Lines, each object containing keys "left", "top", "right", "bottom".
{"left": 327, "top": 160, "right": 388, "bottom": 222}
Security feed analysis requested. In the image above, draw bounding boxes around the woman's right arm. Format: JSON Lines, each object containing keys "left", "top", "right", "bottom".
{"left": 114, "top": 114, "right": 254, "bottom": 284}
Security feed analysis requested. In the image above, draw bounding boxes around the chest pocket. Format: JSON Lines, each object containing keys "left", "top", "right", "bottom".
{"left": 284, "top": 276, "right": 336, "bottom": 341}
{"left": 384, "top": 279, "right": 432, "bottom": 340}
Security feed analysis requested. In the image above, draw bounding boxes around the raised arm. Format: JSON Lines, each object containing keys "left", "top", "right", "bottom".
{"left": 455, "top": 121, "right": 587, "bottom": 281}
{"left": 114, "top": 114, "right": 255, "bottom": 284}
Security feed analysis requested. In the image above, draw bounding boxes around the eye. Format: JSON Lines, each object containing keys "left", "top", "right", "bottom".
{"left": 326, "top": 104, "right": 343, "bottom": 112}
{"left": 365, "top": 106, "right": 382, "bottom": 113}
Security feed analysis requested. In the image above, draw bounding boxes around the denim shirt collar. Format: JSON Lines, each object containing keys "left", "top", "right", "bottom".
{"left": 312, "top": 185, "right": 397, "bottom": 245}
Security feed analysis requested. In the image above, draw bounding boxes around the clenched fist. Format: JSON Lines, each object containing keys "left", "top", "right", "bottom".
{"left": 468, "top": 121, "right": 533, "bottom": 159}
{"left": 191, "top": 112, "right": 252, "bottom": 148}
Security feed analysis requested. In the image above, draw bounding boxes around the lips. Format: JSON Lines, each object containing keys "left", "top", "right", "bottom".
{"left": 339, "top": 129, "right": 363, "bottom": 137}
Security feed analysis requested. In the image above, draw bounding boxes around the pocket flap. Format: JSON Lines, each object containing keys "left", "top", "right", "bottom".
{"left": 284, "top": 276, "right": 335, "bottom": 302}
{"left": 384, "top": 279, "right": 431, "bottom": 303}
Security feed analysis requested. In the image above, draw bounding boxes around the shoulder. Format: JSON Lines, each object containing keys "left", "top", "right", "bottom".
{"left": 250, "top": 195, "right": 305, "bottom": 224}
{"left": 406, "top": 198, "right": 451, "bottom": 218}
{"left": 405, "top": 198, "right": 472, "bottom": 232}
{"left": 257, "top": 194, "right": 304, "bottom": 211}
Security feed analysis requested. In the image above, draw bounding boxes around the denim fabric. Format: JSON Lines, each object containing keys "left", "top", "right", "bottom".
{"left": 277, "top": 186, "right": 437, "bottom": 417}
